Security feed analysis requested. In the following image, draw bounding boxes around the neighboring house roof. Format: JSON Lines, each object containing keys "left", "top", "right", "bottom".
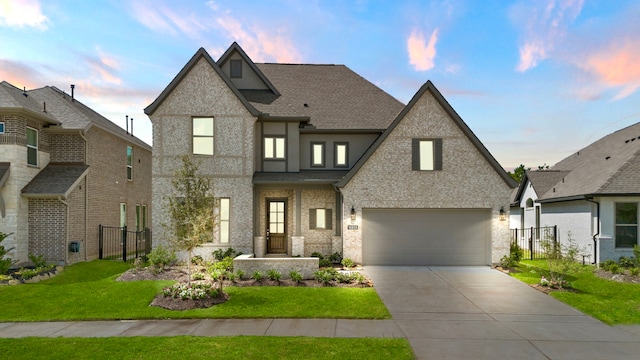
{"left": 253, "top": 170, "right": 349, "bottom": 185}
{"left": 21, "top": 163, "right": 89, "bottom": 199}
{"left": 0, "top": 81, "right": 59, "bottom": 125}
{"left": 511, "top": 170, "right": 570, "bottom": 205}
{"left": 27, "top": 86, "right": 151, "bottom": 150}
{"left": 336, "top": 80, "right": 518, "bottom": 188}
{"left": 536, "top": 121, "right": 640, "bottom": 203}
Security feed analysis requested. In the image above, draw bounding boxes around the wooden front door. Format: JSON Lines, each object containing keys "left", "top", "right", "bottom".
{"left": 267, "top": 199, "right": 286, "bottom": 253}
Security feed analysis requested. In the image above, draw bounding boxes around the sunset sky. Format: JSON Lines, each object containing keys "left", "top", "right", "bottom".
{"left": 1, "top": 0, "right": 639, "bottom": 170}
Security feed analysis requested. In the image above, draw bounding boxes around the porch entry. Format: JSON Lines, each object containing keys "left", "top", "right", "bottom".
{"left": 266, "top": 199, "right": 287, "bottom": 253}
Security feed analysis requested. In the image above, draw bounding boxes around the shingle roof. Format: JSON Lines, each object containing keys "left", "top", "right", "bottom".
{"left": 537, "top": 121, "right": 640, "bottom": 202}
{"left": 526, "top": 170, "right": 571, "bottom": 197}
{"left": 0, "top": 81, "right": 59, "bottom": 124}
{"left": 21, "top": 163, "right": 89, "bottom": 199}
{"left": 246, "top": 64, "right": 404, "bottom": 130}
{"left": 253, "top": 170, "right": 348, "bottom": 184}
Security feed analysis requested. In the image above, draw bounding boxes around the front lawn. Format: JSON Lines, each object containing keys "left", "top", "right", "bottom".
{"left": 1, "top": 336, "right": 414, "bottom": 360}
{"left": 511, "top": 260, "right": 640, "bottom": 324}
{"left": 0, "top": 260, "right": 390, "bottom": 321}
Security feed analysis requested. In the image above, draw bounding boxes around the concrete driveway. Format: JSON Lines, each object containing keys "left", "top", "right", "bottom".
{"left": 364, "top": 266, "right": 640, "bottom": 360}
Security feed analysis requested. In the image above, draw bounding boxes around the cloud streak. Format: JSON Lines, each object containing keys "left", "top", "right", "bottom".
{"left": 578, "top": 41, "right": 640, "bottom": 101}
{"left": 407, "top": 28, "right": 439, "bottom": 72}
{"left": 0, "top": 0, "right": 48, "bottom": 30}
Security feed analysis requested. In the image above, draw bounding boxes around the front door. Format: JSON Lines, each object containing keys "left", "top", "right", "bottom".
{"left": 267, "top": 199, "right": 286, "bottom": 253}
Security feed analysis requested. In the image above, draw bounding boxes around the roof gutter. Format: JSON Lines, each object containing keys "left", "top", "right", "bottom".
{"left": 585, "top": 195, "right": 599, "bottom": 265}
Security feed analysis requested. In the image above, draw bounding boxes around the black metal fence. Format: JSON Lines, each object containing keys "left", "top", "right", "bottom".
{"left": 98, "top": 225, "right": 152, "bottom": 262}
{"left": 510, "top": 226, "right": 557, "bottom": 260}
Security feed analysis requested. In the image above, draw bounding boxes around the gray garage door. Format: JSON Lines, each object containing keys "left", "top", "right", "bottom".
{"left": 362, "top": 208, "right": 490, "bottom": 266}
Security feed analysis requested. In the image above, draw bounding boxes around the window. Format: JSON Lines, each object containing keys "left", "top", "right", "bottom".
{"left": 526, "top": 198, "right": 534, "bottom": 208}
{"left": 193, "top": 117, "right": 214, "bottom": 155}
{"left": 311, "top": 142, "right": 325, "bottom": 167}
{"left": 264, "top": 137, "right": 285, "bottom": 159}
{"left": 310, "top": 208, "right": 332, "bottom": 230}
{"left": 230, "top": 59, "right": 242, "bottom": 78}
{"left": 142, "top": 205, "right": 147, "bottom": 230}
{"left": 120, "top": 203, "right": 127, "bottom": 227}
{"left": 219, "top": 198, "right": 230, "bottom": 243}
{"left": 0, "top": 122, "right": 4, "bottom": 134}
{"left": 412, "top": 138, "right": 442, "bottom": 171}
{"left": 126, "top": 146, "right": 133, "bottom": 180}
{"left": 616, "top": 203, "right": 638, "bottom": 248}
{"left": 26, "top": 127, "right": 38, "bottom": 166}
{"left": 334, "top": 142, "right": 348, "bottom": 167}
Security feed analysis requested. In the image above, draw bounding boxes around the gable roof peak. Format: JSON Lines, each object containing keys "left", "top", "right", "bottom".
{"left": 216, "top": 42, "right": 280, "bottom": 96}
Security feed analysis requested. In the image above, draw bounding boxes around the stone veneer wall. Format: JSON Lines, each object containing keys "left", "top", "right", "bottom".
{"left": 300, "top": 188, "right": 336, "bottom": 256}
{"left": 340, "top": 89, "right": 513, "bottom": 264}
{"left": 149, "top": 57, "right": 255, "bottom": 256}
{"left": 233, "top": 254, "right": 319, "bottom": 280}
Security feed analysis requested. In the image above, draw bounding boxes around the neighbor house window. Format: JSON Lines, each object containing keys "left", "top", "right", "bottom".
{"left": 193, "top": 117, "right": 214, "bottom": 155}
{"left": 526, "top": 198, "right": 534, "bottom": 208}
{"left": 126, "top": 146, "right": 133, "bottom": 180}
{"left": 230, "top": 60, "right": 242, "bottom": 78}
{"left": 310, "top": 208, "right": 332, "bottom": 230}
{"left": 264, "top": 137, "right": 285, "bottom": 159}
{"left": 135, "top": 204, "right": 141, "bottom": 231}
{"left": 142, "top": 205, "right": 147, "bottom": 230}
{"left": 311, "top": 142, "right": 325, "bottom": 167}
{"left": 412, "top": 138, "right": 442, "bottom": 171}
{"left": 26, "top": 127, "right": 38, "bottom": 166}
{"left": 0, "top": 122, "right": 4, "bottom": 134}
{"left": 219, "top": 198, "right": 230, "bottom": 243}
{"left": 120, "top": 203, "right": 127, "bottom": 227}
{"left": 615, "top": 203, "right": 638, "bottom": 248}
{"left": 334, "top": 142, "right": 348, "bottom": 167}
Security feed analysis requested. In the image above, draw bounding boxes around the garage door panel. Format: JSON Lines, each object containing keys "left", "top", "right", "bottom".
{"left": 363, "top": 209, "right": 490, "bottom": 266}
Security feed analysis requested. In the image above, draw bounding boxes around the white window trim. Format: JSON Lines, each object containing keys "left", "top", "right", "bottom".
{"left": 219, "top": 198, "right": 230, "bottom": 244}
{"left": 120, "top": 203, "right": 127, "bottom": 228}
{"left": 26, "top": 126, "right": 38, "bottom": 166}
{"left": 615, "top": 202, "right": 638, "bottom": 248}
{"left": 264, "top": 136, "right": 286, "bottom": 159}
{"left": 193, "top": 117, "right": 214, "bottom": 155}
{"left": 127, "top": 146, "right": 133, "bottom": 181}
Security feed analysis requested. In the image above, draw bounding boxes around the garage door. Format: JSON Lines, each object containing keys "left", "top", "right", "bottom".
{"left": 362, "top": 208, "right": 490, "bottom": 266}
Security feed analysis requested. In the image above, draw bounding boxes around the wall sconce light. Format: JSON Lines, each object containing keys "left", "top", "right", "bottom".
{"left": 350, "top": 206, "right": 356, "bottom": 223}
{"left": 499, "top": 206, "right": 506, "bottom": 221}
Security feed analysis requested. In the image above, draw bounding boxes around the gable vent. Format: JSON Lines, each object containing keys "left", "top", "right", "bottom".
{"left": 605, "top": 156, "right": 611, "bottom": 160}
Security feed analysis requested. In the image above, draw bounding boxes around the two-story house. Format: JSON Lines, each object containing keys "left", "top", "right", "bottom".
{"left": 0, "top": 81, "right": 152, "bottom": 265}
{"left": 146, "top": 42, "right": 516, "bottom": 266}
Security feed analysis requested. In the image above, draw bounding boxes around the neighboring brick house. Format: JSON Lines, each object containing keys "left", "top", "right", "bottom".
{"left": 0, "top": 81, "right": 151, "bottom": 265}
{"left": 511, "top": 122, "right": 640, "bottom": 264}
{"left": 146, "top": 42, "right": 516, "bottom": 266}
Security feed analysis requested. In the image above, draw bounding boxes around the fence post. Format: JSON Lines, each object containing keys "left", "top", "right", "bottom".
{"left": 99, "top": 224, "right": 103, "bottom": 259}
{"left": 122, "top": 225, "right": 127, "bottom": 262}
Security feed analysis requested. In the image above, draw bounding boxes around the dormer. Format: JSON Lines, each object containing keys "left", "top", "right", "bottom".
{"left": 217, "top": 42, "right": 280, "bottom": 95}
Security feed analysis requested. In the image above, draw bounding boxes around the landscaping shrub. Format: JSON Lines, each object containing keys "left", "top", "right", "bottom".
{"left": 319, "top": 258, "right": 333, "bottom": 268}
{"left": 212, "top": 248, "right": 241, "bottom": 261}
{"left": 314, "top": 268, "right": 339, "bottom": 286}
{"left": 634, "top": 245, "right": 640, "bottom": 268}
{"left": 267, "top": 269, "right": 281, "bottom": 282}
{"left": 609, "top": 264, "right": 620, "bottom": 275}
{"left": 310, "top": 252, "right": 324, "bottom": 259}
{"left": 329, "top": 252, "right": 343, "bottom": 264}
{"left": 252, "top": 270, "right": 265, "bottom": 282}
{"left": 234, "top": 269, "right": 245, "bottom": 281}
{"left": 191, "top": 255, "right": 204, "bottom": 266}
{"left": 28, "top": 254, "right": 47, "bottom": 268}
{"left": 619, "top": 256, "right": 635, "bottom": 269}
{"left": 341, "top": 258, "right": 355, "bottom": 269}
{"left": 540, "top": 232, "right": 582, "bottom": 288}
{"left": 289, "top": 270, "right": 303, "bottom": 283}
{"left": 600, "top": 259, "right": 616, "bottom": 271}
{"left": 630, "top": 268, "right": 640, "bottom": 276}
{"left": 161, "top": 282, "right": 217, "bottom": 300}
{"left": 147, "top": 245, "right": 177, "bottom": 273}
{"left": 0, "top": 231, "right": 16, "bottom": 275}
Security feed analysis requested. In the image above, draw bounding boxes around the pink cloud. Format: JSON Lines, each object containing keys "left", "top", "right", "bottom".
{"left": 407, "top": 28, "right": 439, "bottom": 72}
{"left": 579, "top": 42, "right": 640, "bottom": 100}
{"left": 0, "top": 0, "right": 48, "bottom": 30}
{"left": 0, "top": 59, "right": 42, "bottom": 89}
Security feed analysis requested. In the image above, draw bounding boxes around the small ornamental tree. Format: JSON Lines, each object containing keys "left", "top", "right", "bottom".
{"left": 164, "top": 155, "right": 216, "bottom": 284}
{"left": 0, "top": 231, "right": 16, "bottom": 275}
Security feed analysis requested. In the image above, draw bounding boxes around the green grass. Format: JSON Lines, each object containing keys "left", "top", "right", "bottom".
{"left": 0, "top": 336, "right": 414, "bottom": 360}
{"left": 511, "top": 260, "right": 640, "bottom": 324}
{"left": 0, "top": 260, "right": 389, "bottom": 321}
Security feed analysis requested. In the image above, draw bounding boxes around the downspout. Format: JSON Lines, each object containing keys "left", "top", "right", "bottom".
{"left": 585, "top": 196, "right": 599, "bottom": 265}
{"left": 79, "top": 131, "right": 88, "bottom": 261}
{"left": 58, "top": 196, "right": 69, "bottom": 265}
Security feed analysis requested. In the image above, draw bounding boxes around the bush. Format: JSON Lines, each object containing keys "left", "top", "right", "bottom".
{"left": 510, "top": 242, "right": 523, "bottom": 262}
{"left": 267, "top": 268, "right": 281, "bottom": 282}
{"left": 310, "top": 252, "right": 324, "bottom": 259}
{"left": 341, "top": 258, "right": 355, "bottom": 269}
{"left": 634, "top": 245, "right": 640, "bottom": 268}
{"left": 540, "top": 232, "right": 582, "bottom": 288}
{"left": 147, "top": 245, "right": 177, "bottom": 273}
{"left": 619, "top": 256, "right": 635, "bottom": 269}
{"left": 289, "top": 270, "right": 303, "bottom": 283}
{"left": 28, "top": 254, "right": 47, "bottom": 268}
{"left": 319, "top": 258, "right": 333, "bottom": 268}
{"left": 234, "top": 269, "right": 245, "bottom": 281}
{"left": 314, "top": 268, "right": 339, "bottom": 286}
{"left": 329, "top": 252, "right": 342, "bottom": 263}
{"left": 0, "top": 231, "right": 16, "bottom": 275}
{"left": 191, "top": 272, "right": 205, "bottom": 281}
{"left": 609, "top": 264, "right": 620, "bottom": 274}
{"left": 162, "top": 282, "right": 217, "bottom": 300}
{"left": 630, "top": 268, "right": 640, "bottom": 276}
{"left": 212, "top": 248, "right": 241, "bottom": 261}
{"left": 252, "top": 270, "right": 264, "bottom": 282}
{"left": 600, "top": 259, "right": 616, "bottom": 271}
{"left": 500, "top": 255, "right": 515, "bottom": 268}
{"left": 191, "top": 255, "right": 204, "bottom": 266}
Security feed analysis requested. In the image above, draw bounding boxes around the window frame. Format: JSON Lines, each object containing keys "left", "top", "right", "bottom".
{"left": 310, "top": 142, "right": 325, "bottom": 168}
{"left": 264, "top": 136, "right": 286, "bottom": 160}
{"left": 26, "top": 126, "right": 38, "bottom": 166}
{"left": 412, "top": 138, "right": 442, "bottom": 171}
{"left": 120, "top": 203, "right": 127, "bottom": 227}
{"left": 230, "top": 59, "right": 242, "bottom": 78}
{"left": 334, "top": 142, "right": 349, "bottom": 168}
{"left": 309, "top": 208, "right": 333, "bottom": 230}
{"left": 615, "top": 202, "right": 638, "bottom": 248}
{"left": 192, "top": 117, "right": 214, "bottom": 156}
{"left": 126, "top": 146, "right": 133, "bottom": 181}
{"left": 219, "top": 198, "right": 230, "bottom": 244}
{"left": 135, "top": 204, "right": 141, "bottom": 231}
{"left": 0, "top": 121, "right": 5, "bottom": 134}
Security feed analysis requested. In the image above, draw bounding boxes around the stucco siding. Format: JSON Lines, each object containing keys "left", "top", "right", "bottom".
{"left": 540, "top": 201, "right": 594, "bottom": 259}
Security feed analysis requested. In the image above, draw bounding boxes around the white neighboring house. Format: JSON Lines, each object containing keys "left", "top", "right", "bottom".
{"left": 511, "top": 122, "right": 640, "bottom": 264}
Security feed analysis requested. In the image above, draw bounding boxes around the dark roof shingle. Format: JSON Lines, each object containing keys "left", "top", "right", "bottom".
{"left": 21, "top": 163, "right": 89, "bottom": 198}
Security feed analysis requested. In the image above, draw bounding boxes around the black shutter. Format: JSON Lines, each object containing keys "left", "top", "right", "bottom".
{"left": 326, "top": 209, "right": 333, "bottom": 230}
{"left": 411, "top": 138, "right": 420, "bottom": 170}
{"left": 309, "top": 209, "right": 316, "bottom": 229}
{"left": 434, "top": 138, "right": 443, "bottom": 170}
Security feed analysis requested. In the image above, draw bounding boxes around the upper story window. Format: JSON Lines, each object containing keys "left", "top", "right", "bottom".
{"left": 230, "top": 60, "right": 242, "bottom": 78}
{"left": 0, "top": 122, "right": 5, "bottom": 134}
{"left": 193, "top": 117, "right": 214, "bottom": 155}
{"left": 264, "top": 136, "right": 285, "bottom": 159}
{"left": 615, "top": 202, "right": 638, "bottom": 248}
{"left": 126, "top": 146, "right": 133, "bottom": 180}
{"left": 310, "top": 208, "right": 332, "bottom": 230}
{"left": 334, "top": 142, "right": 348, "bottom": 167}
{"left": 412, "top": 138, "right": 442, "bottom": 171}
{"left": 26, "top": 127, "right": 38, "bottom": 166}
{"left": 311, "top": 142, "right": 325, "bottom": 167}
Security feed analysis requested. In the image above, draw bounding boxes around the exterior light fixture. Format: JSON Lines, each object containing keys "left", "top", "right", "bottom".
{"left": 499, "top": 206, "right": 506, "bottom": 221}
{"left": 350, "top": 206, "right": 356, "bottom": 223}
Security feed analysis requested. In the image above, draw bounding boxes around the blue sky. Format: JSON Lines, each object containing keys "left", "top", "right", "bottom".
{"left": 1, "top": 0, "right": 639, "bottom": 170}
